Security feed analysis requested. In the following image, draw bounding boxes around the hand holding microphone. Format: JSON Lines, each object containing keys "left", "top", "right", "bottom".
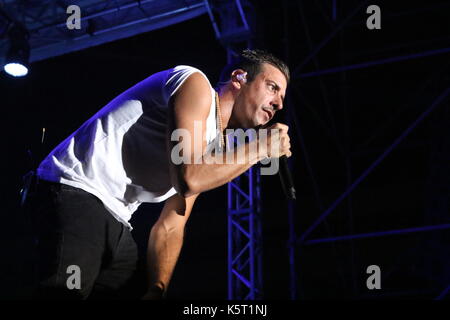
{"left": 263, "top": 122, "right": 292, "bottom": 158}
{"left": 261, "top": 122, "right": 296, "bottom": 200}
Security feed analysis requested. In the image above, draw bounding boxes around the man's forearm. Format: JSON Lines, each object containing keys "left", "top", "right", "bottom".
{"left": 146, "top": 221, "right": 184, "bottom": 297}
{"left": 183, "top": 139, "right": 264, "bottom": 196}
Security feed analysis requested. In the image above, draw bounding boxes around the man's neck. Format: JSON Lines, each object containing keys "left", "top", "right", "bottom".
{"left": 217, "top": 85, "right": 237, "bottom": 129}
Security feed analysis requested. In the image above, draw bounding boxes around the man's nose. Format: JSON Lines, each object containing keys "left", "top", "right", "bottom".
{"left": 271, "top": 100, "right": 283, "bottom": 111}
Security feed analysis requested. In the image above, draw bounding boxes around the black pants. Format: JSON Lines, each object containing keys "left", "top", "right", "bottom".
{"left": 26, "top": 179, "right": 146, "bottom": 300}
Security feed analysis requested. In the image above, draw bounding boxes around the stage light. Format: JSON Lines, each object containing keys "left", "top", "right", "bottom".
{"left": 4, "top": 62, "right": 28, "bottom": 77}
{"left": 3, "top": 25, "right": 30, "bottom": 77}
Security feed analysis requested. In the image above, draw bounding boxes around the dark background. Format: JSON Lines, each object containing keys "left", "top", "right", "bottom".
{"left": 1, "top": 0, "right": 450, "bottom": 300}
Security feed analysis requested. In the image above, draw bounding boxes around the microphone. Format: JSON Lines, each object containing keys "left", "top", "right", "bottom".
{"left": 260, "top": 116, "right": 296, "bottom": 200}
{"left": 279, "top": 155, "right": 296, "bottom": 200}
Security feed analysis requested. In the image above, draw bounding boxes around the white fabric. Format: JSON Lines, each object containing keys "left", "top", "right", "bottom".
{"left": 37, "top": 65, "right": 219, "bottom": 229}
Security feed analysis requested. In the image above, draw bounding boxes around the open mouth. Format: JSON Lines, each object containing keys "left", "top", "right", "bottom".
{"left": 263, "top": 108, "right": 273, "bottom": 120}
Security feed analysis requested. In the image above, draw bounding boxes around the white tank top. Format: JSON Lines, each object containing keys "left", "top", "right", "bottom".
{"left": 37, "top": 65, "right": 219, "bottom": 229}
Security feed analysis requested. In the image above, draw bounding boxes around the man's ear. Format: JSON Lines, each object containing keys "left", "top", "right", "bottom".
{"left": 231, "top": 69, "right": 247, "bottom": 89}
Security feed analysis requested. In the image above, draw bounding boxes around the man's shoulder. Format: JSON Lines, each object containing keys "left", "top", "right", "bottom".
{"left": 168, "top": 65, "right": 210, "bottom": 82}
{"left": 171, "top": 65, "right": 203, "bottom": 72}
{"left": 166, "top": 65, "right": 212, "bottom": 99}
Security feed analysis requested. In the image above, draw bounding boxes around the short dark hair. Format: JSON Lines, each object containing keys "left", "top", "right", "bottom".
{"left": 217, "top": 49, "right": 290, "bottom": 87}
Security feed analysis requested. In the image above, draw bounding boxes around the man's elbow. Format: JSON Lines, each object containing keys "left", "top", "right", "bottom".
{"left": 174, "top": 167, "right": 201, "bottom": 198}
{"left": 176, "top": 184, "right": 196, "bottom": 198}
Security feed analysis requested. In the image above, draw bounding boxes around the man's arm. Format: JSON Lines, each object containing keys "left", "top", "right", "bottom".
{"left": 143, "top": 193, "right": 199, "bottom": 299}
{"left": 167, "top": 72, "right": 286, "bottom": 198}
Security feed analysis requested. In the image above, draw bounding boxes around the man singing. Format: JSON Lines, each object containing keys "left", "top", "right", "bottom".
{"left": 28, "top": 49, "right": 291, "bottom": 299}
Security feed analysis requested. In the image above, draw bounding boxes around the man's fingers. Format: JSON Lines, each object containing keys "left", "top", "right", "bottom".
{"left": 262, "top": 122, "right": 292, "bottom": 158}
{"left": 268, "top": 122, "right": 289, "bottom": 133}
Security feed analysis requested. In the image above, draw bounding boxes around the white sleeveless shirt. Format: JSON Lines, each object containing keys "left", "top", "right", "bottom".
{"left": 37, "top": 66, "right": 219, "bottom": 229}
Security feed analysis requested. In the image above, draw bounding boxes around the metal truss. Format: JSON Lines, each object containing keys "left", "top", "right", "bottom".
{"left": 204, "top": 0, "right": 253, "bottom": 59}
{"left": 0, "top": 0, "right": 253, "bottom": 67}
{"left": 227, "top": 168, "right": 263, "bottom": 300}
{"left": 283, "top": 0, "right": 450, "bottom": 300}
{"left": 0, "top": 0, "right": 207, "bottom": 65}
{"left": 204, "top": 0, "right": 250, "bottom": 40}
